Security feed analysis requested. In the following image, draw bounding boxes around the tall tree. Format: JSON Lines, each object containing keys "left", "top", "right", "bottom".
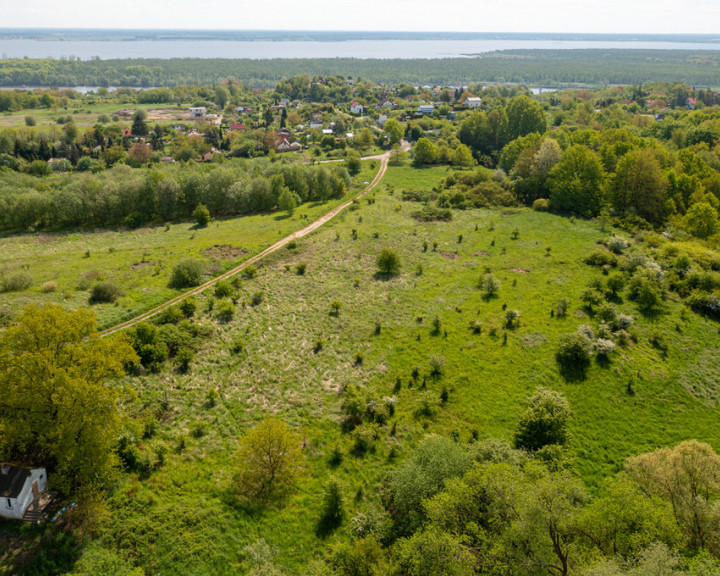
{"left": 548, "top": 145, "right": 606, "bottom": 217}
{"left": 612, "top": 149, "right": 669, "bottom": 224}
{"left": 131, "top": 110, "right": 148, "bottom": 137}
{"left": 0, "top": 304, "right": 137, "bottom": 492}
{"left": 506, "top": 95, "right": 547, "bottom": 141}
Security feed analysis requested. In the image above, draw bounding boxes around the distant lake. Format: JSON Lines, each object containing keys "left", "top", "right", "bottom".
{"left": 2, "top": 38, "right": 720, "bottom": 60}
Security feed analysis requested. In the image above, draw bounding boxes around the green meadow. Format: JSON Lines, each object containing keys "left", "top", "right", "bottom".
{"left": 0, "top": 162, "right": 379, "bottom": 329}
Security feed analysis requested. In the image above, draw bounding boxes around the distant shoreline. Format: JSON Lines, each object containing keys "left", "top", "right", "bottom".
{"left": 1, "top": 29, "right": 719, "bottom": 43}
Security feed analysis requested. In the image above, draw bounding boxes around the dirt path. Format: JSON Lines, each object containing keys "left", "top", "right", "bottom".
{"left": 99, "top": 147, "right": 397, "bottom": 338}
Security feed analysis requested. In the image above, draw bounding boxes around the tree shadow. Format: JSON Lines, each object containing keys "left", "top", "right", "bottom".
{"left": 373, "top": 272, "right": 398, "bottom": 281}
{"left": 558, "top": 362, "right": 588, "bottom": 383}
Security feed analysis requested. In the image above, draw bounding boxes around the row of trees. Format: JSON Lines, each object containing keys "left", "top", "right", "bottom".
{"left": 0, "top": 160, "right": 351, "bottom": 231}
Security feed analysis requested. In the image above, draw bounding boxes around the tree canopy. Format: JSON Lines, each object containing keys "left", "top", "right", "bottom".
{"left": 0, "top": 304, "right": 137, "bottom": 492}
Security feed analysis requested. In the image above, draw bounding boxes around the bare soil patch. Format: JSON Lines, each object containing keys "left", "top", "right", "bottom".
{"left": 512, "top": 268, "right": 530, "bottom": 273}
{"left": 203, "top": 244, "right": 248, "bottom": 260}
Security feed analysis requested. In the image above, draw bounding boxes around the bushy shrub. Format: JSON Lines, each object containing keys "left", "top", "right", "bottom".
{"left": 556, "top": 332, "right": 593, "bottom": 376}
{"left": 90, "top": 281, "right": 123, "bottom": 303}
{"left": 532, "top": 198, "right": 550, "bottom": 211}
{"left": 480, "top": 273, "right": 501, "bottom": 297}
{"left": 40, "top": 281, "right": 58, "bottom": 293}
{"left": 628, "top": 268, "right": 664, "bottom": 311}
{"left": 686, "top": 291, "right": 720, "bottom": 319}
{"left": 607, "top": 235, "right": 629, "bottom": 254}
{"left": 157, "top": 305, "right": 184, "bottom": 324}
{"left": 129, "top": 322, "right": 168, "bottom": 369}
{"left": 214, "top": 280, "right": 233, "bottom": 298}
{"left": 170, "top": 259, "right": 204, "bottom": 288}
{"left": 2, "top": 273, "right": 33, "bottom": 292}
{"left": 176, "top": 347, "right": 194, "bottom": 372}
{"left": 296, "top": 262, "right": 307, "bottom": 275}
{"left": 376, "top": 249, "right": 401, "bottom": 276}
{"left": 412, "top": 205, "right": 453, "bottom": 222}
{"left": 193, "top": 203, "right": 210, "bottom": 227}
{"left": 317, "top": 479, "right": 345, "bottom": 536}
{"left": 216, "top": 299, "right": 235, "bottom": 322}
{"left": 515, "top": 387, "right": 571, "bottom": 451}
{"left": 584, "top": 250, "right": 618, "bottom": 268}
{"left": 179, "top": 296, "right": 197, "bottom": 318}
{"left": 594, "top": 338, "right": 616, "bottom": 357}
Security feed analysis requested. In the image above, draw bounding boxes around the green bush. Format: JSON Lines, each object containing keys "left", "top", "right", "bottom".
{"left": 316, "top": 479, "right": 345, "bottom": 537}
{"left": 514, "top": 387, "right": 571, "bottom": 451}
{"left": 193, "top": 203, "right": 210, "bottom": 227}
{"left": 170, "top": 259, "right": 204, "bottom": 288}
{"left": 179, "top": 297, "right": 197, "bottom": 318}
{"left": 376, "top": 249, "right": 401, "bottom": 276}
{"left": 214, "top": 280, "right": 233, "bottom": 298}
{"left": 158, "top": 305, "right": 184, "bottom": 324}
{"left": 89, "top": 281, "right": 123, "bottom": 303}
{"left": 129, "top": 322, "right": 168, "bottom": 369}
{"left": 216, "top": 299, "right": 235, "bottom": 322}
{"left": 2, "top": 273, "right": 33, "bottom": 292}
{"left": 555, "top": 332, "right": 593, "bottom": 378}
{"left": 532, "top": 198, "right": 550, "bottom": 211}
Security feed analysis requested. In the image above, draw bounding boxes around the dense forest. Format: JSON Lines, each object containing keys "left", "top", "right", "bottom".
{"left": 1, "top": 50, "right": 720, "bottom": 88}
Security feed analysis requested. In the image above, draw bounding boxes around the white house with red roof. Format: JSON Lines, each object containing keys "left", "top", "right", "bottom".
{"left": 350, "top": 102, "right": 364, "bottom": 115}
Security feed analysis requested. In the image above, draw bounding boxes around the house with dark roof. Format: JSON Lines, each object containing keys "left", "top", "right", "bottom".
{"left": 0, "top": 464, "right": 47, "bottom": 520}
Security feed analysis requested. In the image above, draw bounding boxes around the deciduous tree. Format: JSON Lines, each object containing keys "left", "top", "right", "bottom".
{"left": 0, "top": 304, "right": 137, "bottom": 492}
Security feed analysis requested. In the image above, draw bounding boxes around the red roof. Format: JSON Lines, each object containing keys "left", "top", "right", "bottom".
{"left": 229, "top": 124, "right": 246, "bottom": 130}
{"left": 122, "top": 129, "right": 132, "bottom": 136}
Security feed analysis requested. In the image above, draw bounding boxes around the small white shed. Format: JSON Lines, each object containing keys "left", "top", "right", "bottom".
{"left": 0, "top": 464, "right": 47, "bottom": 520}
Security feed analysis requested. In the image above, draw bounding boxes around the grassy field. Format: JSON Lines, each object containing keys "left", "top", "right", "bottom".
{"left": 43, "top": 162, "right": 719, "bottom": 576}
{"left": 0, "top": 161, "right": 380, "bottom": 329}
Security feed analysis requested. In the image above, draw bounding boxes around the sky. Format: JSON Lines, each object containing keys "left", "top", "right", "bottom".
{"left": 3, "top": 0, "right": 720, "bottom": 34}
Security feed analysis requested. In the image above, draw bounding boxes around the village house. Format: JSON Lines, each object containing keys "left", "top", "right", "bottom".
{"left": 228, "top": 124, "right": 248, "bottom": 132}
{"left": 189, "top": 107, "right": 207, "bottom": 118}
{"left": 465, "top": 97, "right": 482, "bottom": 109}
{"left": 378, "top": 114, "right": 388, "bottom": 125}
{"left": 686, "top": 98, "right": 697, "bottom": 110}
{"left": 0, "top": 464, "right": 47, "bottom": 521}
{"left": 350, "top": 102, "right": 364, "bottom": 115}
{"left": 196, "top": 148, "right": 220, "bottom": 162}
{"left": 417, "top": 104, "right": 434, "bottom": 115}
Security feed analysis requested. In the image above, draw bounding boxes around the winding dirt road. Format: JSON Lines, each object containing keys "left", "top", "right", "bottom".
{"left": 99, "top": 143, "right": 406, "bottom": 337}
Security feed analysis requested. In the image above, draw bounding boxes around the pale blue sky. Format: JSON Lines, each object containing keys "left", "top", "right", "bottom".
{"left": 4, "top": 0, "right": 720, "bottom": 34}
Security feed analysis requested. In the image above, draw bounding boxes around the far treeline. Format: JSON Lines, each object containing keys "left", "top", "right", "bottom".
{"left": 1, "top": 50, "right": 720, "bottom": 88}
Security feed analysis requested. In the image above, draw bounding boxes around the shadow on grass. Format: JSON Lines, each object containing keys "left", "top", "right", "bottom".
{"left": 373, "top": 272, "right": 399, "bottom": 281}
{"left": 558, "top": 361, "right": 588, "bottom": 383}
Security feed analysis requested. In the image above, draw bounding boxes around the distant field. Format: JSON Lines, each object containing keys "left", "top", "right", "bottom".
{"left": 0, "top": 161, "right": 380, "bottom": 329}
{"left": 81, "top": 162, "right": 720, "bottom": 575}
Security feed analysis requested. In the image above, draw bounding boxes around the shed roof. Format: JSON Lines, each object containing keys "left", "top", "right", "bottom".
{"left": 0, "top": 464, "right": 31, "bottom": 499}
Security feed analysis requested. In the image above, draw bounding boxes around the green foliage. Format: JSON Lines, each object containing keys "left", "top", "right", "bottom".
{"left": 317, "top": 479, "right": 345, "bottom": 537}
{"left": 555, "top": 332, "right": 593, "bottom": 379}
{"left": 170, "top": 259, "right": 204, "bottom": 288}
{"left": 506, "top": 94, "right": 547, "bottom": 140}
{"left": 384, "top": 435, "right": 470, "bottom": 536}
{"left": 413, "top": 138, "right": 437, "bottom": 166}
{"left": 129, "top": 322, "right": 168, "bottom": 369}
{"left": 193, "top": 203, "right": 211, "bottom": 227}
{"left": 515, "top": 387, "right": 571, "bottom": 451}
{"left": 549, "top": 145, "right": 606, "bottom": 217}
{"left": 233, "top": 418, "right": 305, "bottom": 505}
{"left": 480, "top": 273, "right": 501, "bottom": 298}
{"left": 0, "top": 304, "right": 137, "bottom": 492}
{"left": 395, "top": 527, "right": 476, "bottom": 576}
{"left": 683, "top": 202, "right": 719, "bottom": 239}
{"left": 1, "top": 272, "right": 33, "bottom": 292}
{"left": 179, "top": 296, "right": 197, "bottom": 318}
{"left": 90, "top": 281, "right": 124, "bottom": 303}
{"left": 376, "top": 248, "right": 401, "bottom": 276}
